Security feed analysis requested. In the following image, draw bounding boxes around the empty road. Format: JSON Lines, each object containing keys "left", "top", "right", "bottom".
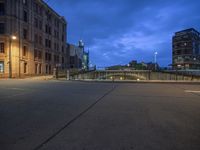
{"left": 0, "top": 79, "right": 200, "bottom": 150}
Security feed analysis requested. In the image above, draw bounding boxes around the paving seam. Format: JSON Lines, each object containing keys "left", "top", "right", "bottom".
{"left": 32, "top": 84, "right": 118, "bottom": 150}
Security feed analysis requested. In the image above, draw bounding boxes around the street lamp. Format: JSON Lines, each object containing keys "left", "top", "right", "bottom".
{"left": 9, "top": 35, "right": 17, "bottom": 78}
{"left": 154, "top": 51, "right": 158, "bottom": 71}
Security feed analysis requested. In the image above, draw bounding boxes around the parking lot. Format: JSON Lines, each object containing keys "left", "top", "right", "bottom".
{"left": 0, "top": 79, "right": 200, "bottom": 150}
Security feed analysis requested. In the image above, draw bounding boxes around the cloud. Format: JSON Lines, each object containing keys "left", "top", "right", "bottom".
{"left": 46, "top": 0, "right": 200, "bottom": 67}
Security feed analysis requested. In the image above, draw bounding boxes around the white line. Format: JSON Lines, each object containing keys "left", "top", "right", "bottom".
{"left": 185, "top": 90, "right": 200, "bottom": 93}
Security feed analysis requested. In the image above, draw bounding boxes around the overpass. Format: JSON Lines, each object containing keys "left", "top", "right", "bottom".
{"left": 70, "top": 70, "right": 200, "bottom": 81}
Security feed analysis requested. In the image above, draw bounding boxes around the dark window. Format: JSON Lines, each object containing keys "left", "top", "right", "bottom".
{"left": 34, "top": 18, "right": 38, "bottom": 28}
{"left": 46, "top": 65, "right": 48, "bottom": 74}
{"left": 39, "top": 36, "right": 42, "bottom": 45}
{"left": 45, "top": 24, "right": 48, "bottom": 33}
{"left": 23, "top": 46, "right": 27, "bottom": 56}
{"left": 35, "top": 63, "right": 38, "bottom": 74}
{"left": 24, "top": 63, "right": 27, "bottom": 73}
{"left": 34, "top": 49, "right": 37, "bottom": 59}
{"left": 39, "top": 64, "right": 42, "bottom": 74}
{"left": 49, "top": 65, "right": 51, "bottom": 73}
{"left": 23, "top": 10, "right": 28, "bottom": 22}
{"left": 45, "top": 39, "right": 48, "bottom": 47}
{"left": 0, "top": 3, "right": 5, "bottom": 15}
{"left": 62, "top": 25, "right": 65, "bottom": 32}
{"left": 34, "top": 3, "right": 38, "bottom": 13}
{"left": 34, "top": 34, "right": 38, "bottom": 44}
{"left": 49, "top": 40, "right": 51, "bottom": 48}
{"left": 38, "top": 51, "right": 42, "bottom": 59}
{"left": 0, "top": 42, "right": 4, "bottom": 53}
{"left": 0, "top": 61, "right": 4, "bottom": 73}
{"left": 39, "top": 6, "right": 43, "bottom": 16}
{"left": 0, "top": 23, "right": 5, "bottom": 34}
{"left": 23, "top": 29, "right": 28, "bottom": 39}
{"left": 62, "top": 46, "right": 64, "bottom": 52}
{"left": 62, "top": 57, "right": 64, "bottom": 64}
{"left": 39, "top": 20, "right": 42, "bottom": 30}
{"left": 62, "top": 34, "right": 64, "bottom": 42}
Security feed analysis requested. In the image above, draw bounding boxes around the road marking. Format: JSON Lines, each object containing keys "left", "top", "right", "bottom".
{"left": 32, "top": 85, "right": 117, "bottom": 150}
{"left": 185, "top": 90, "right": 200, "bottom": 93}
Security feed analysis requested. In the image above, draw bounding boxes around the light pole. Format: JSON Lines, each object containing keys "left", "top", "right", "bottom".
{"left": 154, "top": 51, "right": 158, "bottom": 71}
{"left": 9, "top": 35, "right": 17, "bottom": 78}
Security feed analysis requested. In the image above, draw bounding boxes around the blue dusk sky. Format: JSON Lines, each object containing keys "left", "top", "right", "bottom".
{"left": 45, "top": 0, "right": 200, "bottom": 67}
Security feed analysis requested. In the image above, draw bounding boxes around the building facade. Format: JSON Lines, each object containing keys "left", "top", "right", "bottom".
{"left": 0, "top": 0, "right": 68, "bottom": 78}
{"left": 67, "top": 40, "right": 89, "bottom": 70}
{"left": 172, "top": 28, "right": 200, "bottom": 70}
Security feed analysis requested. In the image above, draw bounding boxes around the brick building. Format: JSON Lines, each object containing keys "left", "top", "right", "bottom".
{"left": 0, "top": 0, "right": 68, "bottom": 78}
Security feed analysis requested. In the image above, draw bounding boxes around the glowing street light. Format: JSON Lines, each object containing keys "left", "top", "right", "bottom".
{"left": 9, "top": 35, "right": 17, "bottom": 78}
{"left": 12, "top": 35, "right": 17, "bottom": 40}
{"left": 154, "top": 51, "right": 158, "bottom": 71}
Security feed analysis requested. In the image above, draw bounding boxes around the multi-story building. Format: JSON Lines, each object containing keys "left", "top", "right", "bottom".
{"left": 67, "top": 40, "right": 88, "bottom": 70}
{"left": 172, "top": 28, "right": 200, "bottom": 70}
{"left": 0, "top": 0, "right": 68, "bottom": 78}
{"left": 82, "top": 51, "right": 89, "bottom": 71}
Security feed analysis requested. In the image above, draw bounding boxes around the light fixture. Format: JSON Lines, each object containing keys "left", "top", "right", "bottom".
{"left": 12, "top": 36, "right": 17, "bottom": 40}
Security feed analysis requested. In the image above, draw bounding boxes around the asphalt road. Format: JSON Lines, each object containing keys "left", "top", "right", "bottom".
{"left": 0, "top": 80, "right": 200, "bottom": 150}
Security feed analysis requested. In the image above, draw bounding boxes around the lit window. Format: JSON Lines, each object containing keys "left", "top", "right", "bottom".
{"left": 0, "top": 61, "right": 4, "bottom": 73}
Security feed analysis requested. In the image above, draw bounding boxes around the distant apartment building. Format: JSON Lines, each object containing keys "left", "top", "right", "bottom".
{"left": 0, "top": 0, "right": 68, "bottom": 78}
{"left": 67, "top": 40, "right": 89, "bottom": 70}
{"left": 172, "top": 28, "right": 200, "bottom": 70}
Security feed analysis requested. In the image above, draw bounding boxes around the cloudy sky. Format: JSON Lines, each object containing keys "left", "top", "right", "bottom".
{"left": 46, "top": 0, "right": 200, "bottom": 67}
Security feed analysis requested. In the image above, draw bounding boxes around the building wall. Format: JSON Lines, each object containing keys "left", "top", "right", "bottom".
{"left": 67, "top": 43, "right": 84, "bottom": 69}
{"left": 172, "top": 28, "right": 200, "bottom": 70}
{"left": 0, "top": 0, "right": 68, "bottom": 78}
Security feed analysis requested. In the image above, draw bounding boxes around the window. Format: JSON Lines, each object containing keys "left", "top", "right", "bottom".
{"left": 23, "top": 29, "right": 28, "bottom": 39}
{"left": 24, "top": 63, "right": 27, "bottom": 73}
{"left": 34, "top": 2, "right": 38, "bottom": 13}
{"left": 0, "top": 42, "right": 4, "bottom": 53}
{"left": 0, "top": 3, "right": 5, "bottom": 15}
{"left": 38, "top": 51, "right": 42, "bottom": 59}
{"left": 0, "top": 23, "right": 5, "bottom": 34}
{"left": 23, "top": 46, "right": 27, "bottom": 57}
{"left": 62, "top": 34, "right": 64, "bottom": 42}
{"left": 45, "top": 52, "right": 51, "bottom": 61}
{"left": 23, "top": 10, "right": 28, "bottom": 22}
{"left": 62, "top": 57, "right": 64, "bottom": 64}
{"left": 46, "top": 65, "right": 48, "bottom": 74}
{"left": 35, "top": 63, "right": 38, "bottom": 74}
{"left": 34, "top": 18, "right": 38, "bottom": 28}
{"left": 39, "top": 64, "right": 42, "bottom": 74}
{"left": 34, "top": 34, "right": 38, "bottom": 44}
{"left": 34, "top": 49, "right": 37, "bottom": 59}
{"left": 39, "top": 36, "right": 42, "bottom": 45}
{"left": 39, "top": 20, "right": 42, "bottom": 30}
{"left": 45, "top": 39, "right": 51, "bottom": 48}
{"left": 62, "top": 46, "right": 64, "bottom": 52}
{"left": 0, "top": 61, "right": 4, "bottom": 73}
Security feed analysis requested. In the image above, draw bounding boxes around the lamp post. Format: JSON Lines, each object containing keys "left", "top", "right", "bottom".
{"left": 154, "top": 51, "right": 158, "bottom": 71}
{"left": 9, "top": 35, "right": 17, "bottom": 78}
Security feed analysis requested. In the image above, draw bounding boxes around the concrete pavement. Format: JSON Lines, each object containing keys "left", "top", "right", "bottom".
{"left": 0, "top": 80, "right": 200, "bottom": 150}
